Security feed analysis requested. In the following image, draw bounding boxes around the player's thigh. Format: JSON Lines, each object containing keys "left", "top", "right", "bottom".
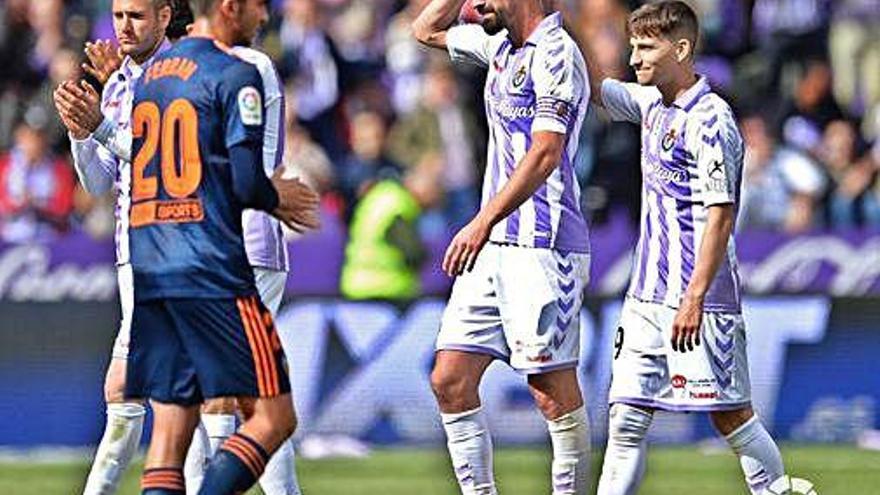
{"left": 111, "top": 263, "right": 135, "bottom": 361}
{"left": 674, "top": 311, "right": 751, "bottom": 407}
{"left": 173, "top": 296, "right": 291, "bottom": 401}
{"left": 126, "top": 300, "right": 202, "bottom": 406}
{"left": 496, "top": 247, "right": 590, "bottom": 373}
{"left": 436, "top": 244, "right": 508, "bottom": 361}
{"left": 254, "top": 268, "right": 287, "bottom": 316}
{"left": 104, "top": 357, "right": 128, "bottom": 403}
{"left": 431, "top": 350, "right": 495, "bottom": 394}
{"left": 608, "top": 299, "right": 669, "bottom": 401}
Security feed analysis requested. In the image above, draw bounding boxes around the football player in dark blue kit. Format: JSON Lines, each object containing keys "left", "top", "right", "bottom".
{"left": 125, "top": 1, "right": 319, "bottom": 494}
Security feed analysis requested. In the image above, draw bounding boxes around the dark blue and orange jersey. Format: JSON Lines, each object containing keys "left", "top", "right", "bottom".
{"left": 130, "top": 37, "right": 274, "bottom": 301}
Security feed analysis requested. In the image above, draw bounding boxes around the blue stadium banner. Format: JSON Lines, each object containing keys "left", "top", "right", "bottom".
{"left": 0, "top": 297, "right": 877, "bottom": 447}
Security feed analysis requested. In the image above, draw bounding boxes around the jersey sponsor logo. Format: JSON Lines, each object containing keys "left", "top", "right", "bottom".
{"left": 648, "top": 159, "right": 687, "bottom": 184}
{"left": 130, "top": 198, "right": 205, "bottom": 227}
{"left": 491, "top": 98, "right": 536, "bottom": 120}
{"left": 238, "top": 86, "right": 263, "bottom": 126}
{"left": 671, "top": 374, "right": 687, "bottom": 388}
{"left": 689, "top": 391, "right": 718, "bottom": 399}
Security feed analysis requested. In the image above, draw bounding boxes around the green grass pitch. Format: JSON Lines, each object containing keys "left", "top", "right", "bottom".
{"left": 1, "top": 445, "right": 877, "bottom": 494}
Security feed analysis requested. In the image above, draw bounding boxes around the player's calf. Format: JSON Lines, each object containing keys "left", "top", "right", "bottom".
{"left": 83, "top": 358, "right": 146, "bottom": 495}
{"left": 183, "top": 398, "right": 238, "bottom": 493}
{"left": 528, "top": 370, "right": 590, "bottom": 495}
{"left": 712, "top": 408, "right": 785, "bottom": 495}
{"left": 596, "top": 403, "right": 653, "bottom": 495}
{"left": 198, "top": 394, "right": 297, "bottom": 495}
{"left": 140, "top": 402, "right": 200, "bottom": 495}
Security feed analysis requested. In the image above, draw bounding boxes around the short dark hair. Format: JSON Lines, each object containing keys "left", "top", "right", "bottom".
{"left": 188, "top": 0, "right": 218, "bottom": 17}
{"left": 628, "top": 1, "right": 699, "bottom": 46}
{"left": 167, "top": 0, "right": 194, "bottom": 40}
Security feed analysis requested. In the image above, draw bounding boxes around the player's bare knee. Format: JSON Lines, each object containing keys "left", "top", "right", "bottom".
{"left": 430, "top": 368, "right": 479, "bottom": 410}
{"left": 608, "top": 403, "right": 653, "bottom": 447}
{"left": 527, "top": 370, "right": 583, "bottom": 420}
{"left": 710, "top": 407, "right": 754, "bottom": 436}
{"left": 103, "top": 359, "right": 127, "bottom": 403}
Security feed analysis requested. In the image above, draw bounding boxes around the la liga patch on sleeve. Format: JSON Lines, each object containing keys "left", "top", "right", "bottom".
{"left": 238, "top": 86, "right": 263, "bottom": 126}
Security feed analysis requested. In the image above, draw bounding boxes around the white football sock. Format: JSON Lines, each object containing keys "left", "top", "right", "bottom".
{"left": 547, "top": 406, "right": 591, "bottom": 494}
{"left": 724, "top": 415, "right": 785, "bottom": 494}
{"left": 82, "top": 402, "right": 146, "bottom": 495}
{"left": 184, "top": 421, "right": 210, "bottom": 494}
{"left": 441, "top": 407, "right": 497, "bottom": 495}
{"left": 202, "top": 412, "right": 237, "bottom": 455}
{"left": 259, "top": 437, "right": 303, "bottom": 495}
{"left": 596, "top": 403, "right": 652, "bottom": 495}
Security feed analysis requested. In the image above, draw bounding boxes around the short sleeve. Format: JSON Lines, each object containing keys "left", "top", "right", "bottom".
{"left": 691, "top": 109, "right": 743, "bottom": 206}
{"left": 601, "top": 79, "right": 659, "bottom": 124}
{"left": 446, "top": 24, "right": 503, "bottom": 68}
{"left": 531, "top": 36, "right": 587, "bottom": 135}
{"left": 219, "top": 62, "right": 265, "bottom": 149}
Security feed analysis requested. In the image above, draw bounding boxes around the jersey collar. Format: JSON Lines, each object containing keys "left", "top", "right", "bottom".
{"left": 120, "top": 38, "right": 171, "bottom": 81}
{"left": 522, "top": 11, "right": 562, "bottom": 47}
{"left": 672, "top": 75, "right": 711, "bottom": 111}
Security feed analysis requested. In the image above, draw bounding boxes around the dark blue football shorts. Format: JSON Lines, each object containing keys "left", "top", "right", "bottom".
{"left": 125, "top": 295, "right": 290, "bottom": 405}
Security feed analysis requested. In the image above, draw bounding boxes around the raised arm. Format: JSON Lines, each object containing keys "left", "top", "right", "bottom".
{"left": 54, "top": 80, "right": 117, "bottom": 195}
{"left": 555, "top": 3, "right": 605, "bottom": 107}
{"left": 411, "top": 0, "right": 467, "bottom": 50}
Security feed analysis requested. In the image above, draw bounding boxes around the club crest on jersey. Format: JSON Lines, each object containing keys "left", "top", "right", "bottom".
{"left": 238, "top": 86, "right": 262, "bottom": 126}
{"left": 512, "top": 65, "right": 527, "bottom": 88}
{"left": 662, "top": 128, "right": 677, "bottom": 151}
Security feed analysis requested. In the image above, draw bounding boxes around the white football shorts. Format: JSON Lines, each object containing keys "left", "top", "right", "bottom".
{"left": 437, "top": 243, "right": 590, "bottom": 374}
{"left": 609, "top": 297, "right": 752, "bottom": 412}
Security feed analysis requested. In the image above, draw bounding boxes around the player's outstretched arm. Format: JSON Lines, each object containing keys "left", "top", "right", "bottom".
{"left": 412, "top": 0, "right": 468, "bottom": 50}
{"left": 442, "top": 131, "right": 565, "bottom": 276}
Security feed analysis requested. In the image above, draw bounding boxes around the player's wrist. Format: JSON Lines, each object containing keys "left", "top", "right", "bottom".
{"left": 682, "top": 292, "right": 705, "bottom": 305}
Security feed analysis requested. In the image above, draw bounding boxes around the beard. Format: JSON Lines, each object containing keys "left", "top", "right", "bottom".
{"left": 481, "top": 12, "right": 504, "bottom": 35}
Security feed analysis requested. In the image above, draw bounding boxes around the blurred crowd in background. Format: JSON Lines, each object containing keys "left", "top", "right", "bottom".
{"left": 0, "top": 0, "right": 878, "bottom": 247}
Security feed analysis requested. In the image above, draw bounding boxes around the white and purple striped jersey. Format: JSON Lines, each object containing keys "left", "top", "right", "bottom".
{"left": 231, "top": 46, "right": 290, "bottom": 272}
{"left": 446, "top": 12, "right": 590, "bottom": 252}
{"left": 71, "top": 41, "right": 170, "bottom": 266}
{"left": 601, "top": 77, "right": 744, "bottom": 312}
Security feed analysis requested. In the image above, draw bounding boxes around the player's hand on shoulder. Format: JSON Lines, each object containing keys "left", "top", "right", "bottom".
{"left": 82, "top": 39, "right": 123, "bottom": 86}
{"left": 270, "top": 167, "right": 321, "bottom": 234}
{"left": 442, "top": 216, "right": 491, "bottom": 277}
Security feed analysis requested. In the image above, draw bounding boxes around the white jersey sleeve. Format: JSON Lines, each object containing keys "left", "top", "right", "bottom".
{"left": 532, "top": 34, "right": 588, "bottom": 135}
{"left": 231, "top": 46, "right": 284, "bottom": 173}
{"left": 446, "top": 24, "right": 505, "bottom": 69}
{"left": 92, "top": 117, "right": 132, "bottom": 162}
{"left": 688, "top": 98, "right": 743, "bottom": 206}
{"left": 600, "top": 78, "right": 660, "bottom": 124}
{"left": 69, "top": 132, "right": 116, "bottom": 195}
